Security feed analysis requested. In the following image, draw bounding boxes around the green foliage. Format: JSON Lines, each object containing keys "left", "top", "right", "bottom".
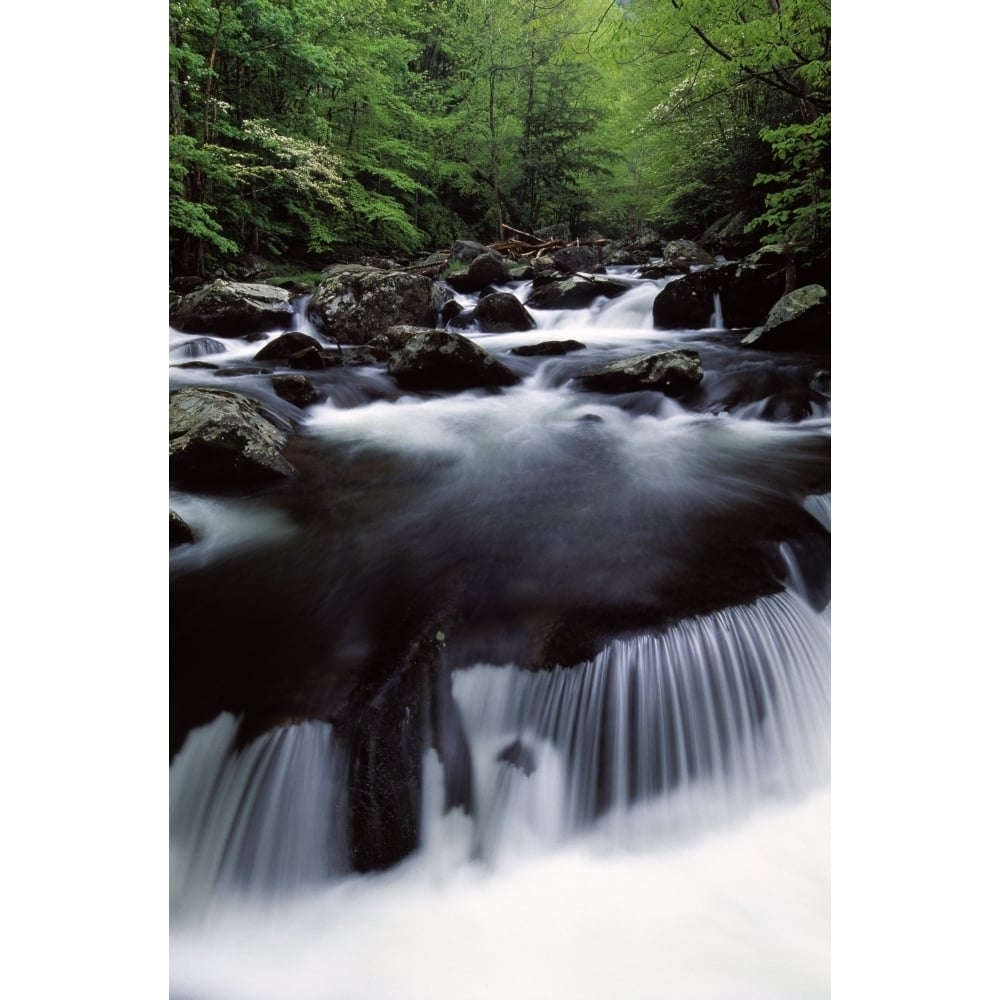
{"left": 746, "top": 113, "right": 830, "bottom": 249}
{"left": 167, "top": 0, "right": 831, "bottom": 271}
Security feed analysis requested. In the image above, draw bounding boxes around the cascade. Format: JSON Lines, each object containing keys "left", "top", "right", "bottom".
{"left": 169, "top": 257, "right": 831, "bottom": 998}
{"left": 710, "top": 290, "right": 726, "bottom": 329}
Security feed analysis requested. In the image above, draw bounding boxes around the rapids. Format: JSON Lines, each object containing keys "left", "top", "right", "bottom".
{"left": 170, "top": 262, "right": 831, "bottom": 998}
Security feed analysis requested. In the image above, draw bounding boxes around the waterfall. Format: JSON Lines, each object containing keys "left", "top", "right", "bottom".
{"left": 437, "top": 589, "right": 828, "bottom": 862}
{"left": 170, "top": 587, "right": 828, "bottom": 903}
{"left": 710, "top": 291, "right": 726, "bottom": 330}
{"left": 170, "top": 256, "right": 830, "bottom": 998}
{"left": 170, "top": 585, "right": 830, "bottom": 999}
{"left": 170, "top": 715, "right": 346, "bottom": 921}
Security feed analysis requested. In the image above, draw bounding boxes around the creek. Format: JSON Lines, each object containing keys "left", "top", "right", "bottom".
{"left": 169, "top": 263, "right": 831, "bottom": 998}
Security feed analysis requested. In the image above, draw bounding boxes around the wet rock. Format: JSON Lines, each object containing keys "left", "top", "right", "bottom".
{"left": 309, "top": 268, "right": 448, "bottom": 344}
{"left": 288, "top": 345, "right": 325, "bottom": 370}
{"left": 440, "top": 300, "right": 464, "bottom": 325}
{"left": 525, "top": 275, "right": 630, "bottom": 310}
{"left": 170, "top": 509, "right": 194, "bottom": 548}
{"left": 272, "top": 374, "right": 325, "bottom": 408}
{"left": 660, "top": 239, "right": 716, "bottom": 269}
{"left": 510, "top": 339, "right": 586, "bottom": 356}
{"left": 603, "top": 231, "right": 664, "bottom": 266}
{"left": 170, "top": 337, "right": 227, "bottom": 360}
{"left": 497, "top": 739, "right": 537, "bottom": 776}
{"left": 552, "top": 245, "right": 602, "bottom": 274}
{"left": 170, "top": 280, "right": 295, "bottom": 337}
{"left": 388, "top": 331, "right": 521, "bottom": 391}
{"left": 254, "top": 332, "right": 324, "bottom": 362}
{"left": 652, "top": 264, "right": 735, "bottom": 330}
{"left": 700, "top": 209, "right": 756, "bottom": 259}
{"left": 741, "top": 284, "right": 830, "bottom": 353}
{"left": 453, "top": 251, "right": 511, "bottom": 293}
{"left": 169, "top": 387, "right": 297, "bottom": 486}
{"left": 450, "top": 240, "right": 491, "bottom": 264}
{"left": 652, "top": 252, "right": 788, "bottom": 331}
{"left": 473, "top": 292, "right": 536, "bottom": 332}
{"left": 758, "top": 390, "right": 824, "bottom": 423}
{"left": 574, "top": 349, "right": 704, "bottom": 397}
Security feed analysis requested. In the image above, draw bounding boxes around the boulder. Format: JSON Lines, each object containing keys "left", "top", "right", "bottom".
{"left": 552, "top": 245, "right": 602, "bottom": 274}
{"left": 574, "top": 349, "right": 704, "bottom": 396}
{"left": 603, "top": 231, "right": 664, "bottom": 266}
{"left": 309, "top": 268, "right": 448, "bottom": 344}
{"left": 288, "top": 345, "right": 325, "bottom": 370}
{"left": 169, "top": 387, "right": 297, "bottom": 486}
{"left": 652, "top": 267, "right": 732, "bottom": 329}
{"left": 272, "top": 374, "right": 325, "bottom": 408}
{"left": 169, "top": 280, "right": 294, "bottom": 337}
{"left": 450, "top": 240, "right": 491, "bottom": 264}
{"left": 652, "top": 251, "right": 788, "bottom": 331}
{"left": 660, "top": 239, "right": 716, "bottom": 269}
{"left": 526, "top": 275, "right": 630, "bottom": 310}
{"left": 741, "top": 284, "right": 830, "bottom": 352}
{"left": 254, "top": 332, "right": 324, "bottom": 362}
{"left": 473, "top": 292, "right": 536, "bottom": 332}
{"left": 448, "top": 251, "right": 511, "bottom": 293}
{"left": 388, "top": 331, "right": 521, "bottom": 391}
{"left": 700, "top": 209, "right": 756, "bottom": 259}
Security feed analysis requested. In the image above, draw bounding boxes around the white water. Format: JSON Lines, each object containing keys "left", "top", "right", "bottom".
{"left": 710, "top": 291, "right": 726, "bottom": 330}
{"left": 171, "top": 586, "right": 830, "bottom": 998}
{"left": 171, "top": 789, "right": 829, "bottom": 1000}
{"left": 170, "top": 262, "right": 830, "bottom": 998}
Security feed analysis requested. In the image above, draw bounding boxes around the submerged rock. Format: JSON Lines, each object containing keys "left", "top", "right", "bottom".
{"left": 510, "top": 339, "right": 586, "bottom": 357}
{"left": 496, "top": 739, "right": 537, "bottom": 776}
{"left": 170, "top": 336, "right": 227, "bottom": 360}
{"left": 169, "top": 387, "right": 297, "bottom": 486}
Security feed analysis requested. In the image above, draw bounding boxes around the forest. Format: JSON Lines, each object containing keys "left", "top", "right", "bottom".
{"left": 169, "top": 0, "right": 830, "bottom": 275}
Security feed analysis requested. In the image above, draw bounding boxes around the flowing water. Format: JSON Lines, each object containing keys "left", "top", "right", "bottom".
{"left": 170, "top": 263, "right": 831, "bottom": 998}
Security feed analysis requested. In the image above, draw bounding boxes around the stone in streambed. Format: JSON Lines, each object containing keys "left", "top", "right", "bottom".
{"left": 170, "top": 280, "right": 295, "bottom": 336}
{"left": 254, "top": 331, "right": 324, "bottom": 361}
{"left": 473, "top": 292, "right": 536, "bottom": 332}
{"left": 525, "top": 275, "right": 630, "bottom": 310}
{"left": 510, "top": 339, "right": 587, "bottom": 356}
{"left": 741, "top": 284, "right": 830, "bottom": 353}
{"left": 574, "top": 349, "right": 703, "bottom": 396}
{"left": 272, "top": 374, "right": 325, "bottom": 408}
{"left": 388, "top": 330, "right": 521, "bottom": 391}
{"left": 169, "top": 386, "right": 297, "bottom": 486}
{"left": 309, "top": 268, "right": 449, "bottom": 344}
{"left": 169, "top": 509, "right": 194, "bottom": 548}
